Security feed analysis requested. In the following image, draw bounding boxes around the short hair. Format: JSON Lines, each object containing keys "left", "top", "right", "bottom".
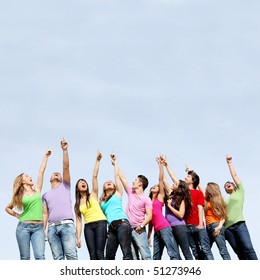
{"left": 138, "top": 175, "right": 149, "bottom": 190}
{"left": 188, "top": 170, "right": 200, "bottom": 189}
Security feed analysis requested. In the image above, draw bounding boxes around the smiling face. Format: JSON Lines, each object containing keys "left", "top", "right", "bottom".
{"left": 103, "top": 180, "right": 116, "bottom": 191}
{"left": 150, "top": 184, "right": 159, "bottom": 194}
{"left": 50, "top": 172, "right": 62, "bottom": 183}
{"left": 77, "top": 179, "right": 89, "bottom": 192}
{"left": 22, "top": 173, "right": 34, "bottom": 186}
{"left": 224, "top": 181, "right": 236, "bottom": 194}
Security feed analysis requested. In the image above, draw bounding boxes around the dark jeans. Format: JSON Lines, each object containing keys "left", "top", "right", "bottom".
{"left": 225, "top": 221, "right": 258, "bottom": 260}
{"left": 105, "top": 220, "right": 133, "bottom": 260}
{"left": 186, "top": 224, "right": 214, "bottom": 260}
{"left": 84, "top": 220, "right": 107, "bottom": 260}
{"left": 172, "top": 225, "right": 193, "bottom": 260}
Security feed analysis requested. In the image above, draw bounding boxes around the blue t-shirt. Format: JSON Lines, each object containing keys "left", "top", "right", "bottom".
{"left": 101, "top": 193, "right": 128, "bottom": 226}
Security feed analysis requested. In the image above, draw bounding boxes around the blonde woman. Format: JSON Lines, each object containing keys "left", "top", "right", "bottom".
{"left": 5, "top": 149, "right": 51, "bottom": 260}
{"left": 204, "top": 182, "right": 231, "bottom": 260}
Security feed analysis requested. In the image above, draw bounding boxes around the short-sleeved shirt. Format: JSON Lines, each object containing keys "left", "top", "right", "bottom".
{"left": 184, "top": 189, "right": 204, "bottom": 226}
{"left": 20, "top": 192, "right": 43, "bottom": 221}
{"left": 225, "top": 182, "right": 245, "bottom": 228}
{"left": 125, "top": 186, "right": 152, "bottom": 227}
{"left": 42, "top": 182, "right": 74, "bottom": 224}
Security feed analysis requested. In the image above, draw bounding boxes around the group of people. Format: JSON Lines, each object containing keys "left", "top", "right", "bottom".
{"left": 5, "top": 139, "right": 258, "bottom": 260}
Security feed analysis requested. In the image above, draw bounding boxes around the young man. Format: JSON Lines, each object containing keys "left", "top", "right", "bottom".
{"left": 42, "top": 139, "right": 78, "bottom": 260}
{"left": 117, "top": 159, "right": 152, "bottom": 260}
{"left": 224, "top": 155, "right": 258, "bottom": 260}
{"left": 184, "top": 169, "right": 214, "bottom": 260}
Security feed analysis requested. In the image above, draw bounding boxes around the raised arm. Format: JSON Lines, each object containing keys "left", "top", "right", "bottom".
{"left": 92, "top": 150, "right": 102, "bottom": 198}
{"left": 34, "top": 149, "right": 51, "bottom": 193}
{"left": 118, "top": 167, "right": 129, "bottom": 193}
{"left": 163, "top": 156, "right": 180, "bottom": 194}
{"left": 111, "top": 153, "right": 123, "bottom": 197}
{"left": 61, "top": 138, "right": 70, "bottom": 185}
{"left": 157, "top": 156, "right": 166, "bottom": 202}
{"left": 164, "top": 157, "right": 180, "bottom": 185}
{"left": 226, "top": 155, "right": 241, "bottom": 185}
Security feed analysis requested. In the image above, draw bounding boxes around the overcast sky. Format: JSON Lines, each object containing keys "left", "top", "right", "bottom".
{"left": 0, "top": 0, "right": 259, "bottom": 260}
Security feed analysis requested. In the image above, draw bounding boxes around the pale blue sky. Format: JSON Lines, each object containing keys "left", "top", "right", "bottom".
{"left": 0, "top": 0, "right": 259, "bottom": 260}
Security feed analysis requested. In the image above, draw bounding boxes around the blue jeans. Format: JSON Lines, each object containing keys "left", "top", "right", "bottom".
{"left": 225, "top": 221, "right": 258, "bottom": 260}
{"left": 153, "top": 227, "right": 181, "bottom": 260}
{"left": 47, "top": 223, "right": 78, "bottom": 260}
{"left": 16, "top": 221, "right": 45, "bottom": 260}
{"left": 131, "top": 228, "right": 152, "bottom": 260}
{"left": 106, "top": 220, "right": 133, "bottom": 260}
{"left": 171, "top": 225, "right": 193, "bottom": 260}
{"left": 186, "top": 225, "right": 214, "bottom": 260}
{"left": 207, "top": 222, "right": 231, "bottom": 260}
{"left": 84, "top": 220, "right": 107, "bottom": 260}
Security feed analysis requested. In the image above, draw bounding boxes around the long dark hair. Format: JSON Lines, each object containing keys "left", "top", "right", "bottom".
{"left": 74, "top": 179, "right": 90, "bottom": 219}
{"left": 167, "top": 180, "right": 192, "bottom": 215}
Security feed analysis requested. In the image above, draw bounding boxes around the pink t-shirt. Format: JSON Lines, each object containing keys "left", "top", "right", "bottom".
{"left": 152, "top": 198, "right": 171, "bottom": 233}
{"left": 125, "top": 187, "right": 152, "bottom": 227}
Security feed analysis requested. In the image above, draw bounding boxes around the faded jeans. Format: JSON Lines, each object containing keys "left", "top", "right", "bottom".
{"left": 16, "top": 221, "right": 45, "bottom": 260}
{"left": 47, "top": 223, "right": 78, "bottom": 260}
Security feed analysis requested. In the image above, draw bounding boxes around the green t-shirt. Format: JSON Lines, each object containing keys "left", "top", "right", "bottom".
{"left": 225, "top": 182, "right": 245, "bottom": 229}
{"left": 19, "top": 192, "right": 43, "bottom": 221}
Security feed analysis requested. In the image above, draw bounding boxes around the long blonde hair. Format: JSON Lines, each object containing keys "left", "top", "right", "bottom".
{"left": 11, "top": 173, "right": 25, "bottom": 211}
{"left": 205, "top": 182, "right": 227, "bottom": 220}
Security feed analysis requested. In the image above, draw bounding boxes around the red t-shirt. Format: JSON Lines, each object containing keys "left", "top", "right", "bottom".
{"left": 184, "top": 189, "right": 204, "bottom": 226}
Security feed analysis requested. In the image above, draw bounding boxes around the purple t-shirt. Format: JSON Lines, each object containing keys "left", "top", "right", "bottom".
{"left": 165, "top": 202, "right": 186, "bottom": 227}
{"left": 42, "top": 182, "right": 74, "bottom": 223}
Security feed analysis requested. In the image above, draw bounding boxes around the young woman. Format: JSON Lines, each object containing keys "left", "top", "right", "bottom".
{"left": 100, "top": 154, "right": 133, "bottom": 260}
{"left": 74, "top": 151, "right": 107, "bottom": 260}
{"left": 204, "top": 182, "right": 231, "bottom": 260}
{"left": 5, "top": 149, "right": 51, "bottom": 260}
{"left": 161, "top": 156, "right": 193, "bottom": 260}
{"left": 148, "top": 156, "right": 180, "bottom": 260}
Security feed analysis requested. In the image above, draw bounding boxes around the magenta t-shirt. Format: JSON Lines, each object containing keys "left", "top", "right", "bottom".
{"left": 125, "top": 187, "right": 152, "bottom": 227}
{"left": 42, "top": 182, "right": 74, "bottom": 223}
{"left": 152, "top": 198, "right": 171, "bottom": 233}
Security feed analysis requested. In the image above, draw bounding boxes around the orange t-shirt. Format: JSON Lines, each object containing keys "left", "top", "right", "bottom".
{"left": 205, "top": 201, "right": 220, "bottom": 225}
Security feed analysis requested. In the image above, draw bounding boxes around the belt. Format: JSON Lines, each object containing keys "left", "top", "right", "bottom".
{"left": 48, "top": 219, "right": 74, "bottom": 227}
{"left": 110, "top": 219, "right": 127, "bottom": 229}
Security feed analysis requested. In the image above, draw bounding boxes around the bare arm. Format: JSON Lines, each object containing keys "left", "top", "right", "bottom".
{"left": 167, "top": 199, "right": 186, "bottom": 219}
{"left": 34, "top": 149, "right": 51, "bottom": 193}
{"left": 5, "top": 201, "right": 20, "bottom": 219}
{"left": 118, "top": 168, "right": 129, "bottom": 193}
{"left": 197, "top": 205, "right": 205, "bottom": 229}
{"left": 75, "top": 215, "right": 83, "bottom": 248}
{"left": 92, "top": 150, "right": 102, "bottom": 199}
{"left": 111, "top": 154, "right": 123, "bottom": 197}
{"left": 61, "top": 139, "right": 70, "bottom": 184}
{"left": 43, "top": 204, "right": 48, "bottom": 239}
{"left": 157, "top": 157, "right": 166, "bottom": 202}
{"left": 226, "top": 155, "right": 241, "bottom": 185}
{"left": 164, "top": 157, "right": 180, "bottom": 186}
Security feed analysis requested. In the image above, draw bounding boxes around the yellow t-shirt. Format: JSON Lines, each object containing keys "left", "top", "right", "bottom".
{"left": 80, "top": 196, "right": 107, "bottom": 224}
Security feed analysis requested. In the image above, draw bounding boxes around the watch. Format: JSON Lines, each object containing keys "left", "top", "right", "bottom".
{"left": 140, "top": 224, "right": 144, "bottom": 229}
